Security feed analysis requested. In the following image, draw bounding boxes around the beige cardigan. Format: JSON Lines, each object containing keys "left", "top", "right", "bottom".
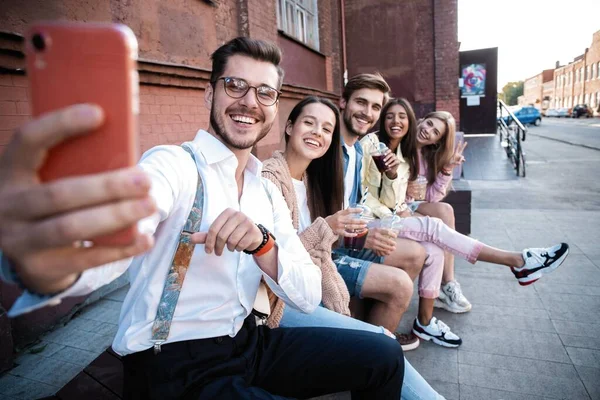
{"left": 261, "top": 151, "right": 351, "bottom": 328}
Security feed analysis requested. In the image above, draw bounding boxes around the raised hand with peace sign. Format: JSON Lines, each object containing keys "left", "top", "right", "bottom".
{"left": 442, "top": 140, "right": 467, "bottom": 173}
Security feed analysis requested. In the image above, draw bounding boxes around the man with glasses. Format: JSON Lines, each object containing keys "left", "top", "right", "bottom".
{"left": 0, "top": 37, "right": 405, "bottom": 399}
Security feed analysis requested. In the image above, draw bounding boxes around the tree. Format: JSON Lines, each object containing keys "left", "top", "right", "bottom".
{"left": 500, "top": 81, "right": 524, "bottom": 105}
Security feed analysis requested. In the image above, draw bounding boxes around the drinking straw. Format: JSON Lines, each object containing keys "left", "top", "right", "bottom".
{"left": 360, "top": 187, "right": 369, "bottom": 205}
{"left": 392, "top": 201, "right": 400, "bottom": 214}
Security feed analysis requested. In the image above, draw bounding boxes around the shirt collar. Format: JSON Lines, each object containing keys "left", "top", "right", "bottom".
{"left": 186, "top": 129, "right": 262, "bottom": 177}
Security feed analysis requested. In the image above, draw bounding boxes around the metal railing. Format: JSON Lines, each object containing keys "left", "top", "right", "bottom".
{"left": 497, "top": 100, "right": 527, "bottom": 177}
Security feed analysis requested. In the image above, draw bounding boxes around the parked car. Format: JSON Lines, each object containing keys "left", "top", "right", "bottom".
{"left": 498, "top": 106, "right": 542, "bottom": 126}
{"left": 545, "top": 109, "right": 558, "bottom": 117}
{"left": 571, "top": 104, "right": 593, "bottom": 118}
{"left": 556, "top": 108, "right": 570, "bottom": 117}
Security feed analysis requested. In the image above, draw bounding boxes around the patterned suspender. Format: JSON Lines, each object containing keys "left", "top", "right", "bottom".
{"left": 150, "top": 145, "right": 204, "bottom": 354}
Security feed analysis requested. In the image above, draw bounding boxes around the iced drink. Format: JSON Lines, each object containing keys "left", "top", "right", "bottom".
{"left": 370, "top": 142, "right": 388, "bottom": 173}
{"left": 343, "top": 229, "right": 368, "bottom": 251}
{"left": 407, "top": 175, "right": 428, "bottom": 201}
{"left": 371, "top": 153, "right": 387, "bottom": 173}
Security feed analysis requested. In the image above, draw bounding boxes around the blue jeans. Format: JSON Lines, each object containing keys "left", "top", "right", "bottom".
{"left": 281, "top": 306, "right": 445, "bottom": 400}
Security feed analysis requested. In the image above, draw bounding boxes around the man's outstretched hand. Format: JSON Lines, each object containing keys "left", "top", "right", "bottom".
{"left": 0, "top": 104, "right": 156, "bottom": 294}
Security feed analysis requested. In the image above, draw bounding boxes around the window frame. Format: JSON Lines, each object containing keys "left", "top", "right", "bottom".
{"left": 276, "top": 0, "right": 320, "bottom": 51}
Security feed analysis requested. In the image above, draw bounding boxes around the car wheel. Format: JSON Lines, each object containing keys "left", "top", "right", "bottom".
{"left": 534, "top": 118, "right": 541, "bottom": 126}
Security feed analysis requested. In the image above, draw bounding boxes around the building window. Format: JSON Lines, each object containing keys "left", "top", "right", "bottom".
{"left": 586, "top": 65, "right": 591, "bottom": 81}
{"left": 576, "top": 69, "right": 579, "bottom": 83}
{"left": 597, "top": 62, "right": 600, "bottom": 79}
{"left": 277, "top": 0, "right": 320, "bottom": 50}
{"left": 585, "top": 94, "right": 589, "bottom": 104}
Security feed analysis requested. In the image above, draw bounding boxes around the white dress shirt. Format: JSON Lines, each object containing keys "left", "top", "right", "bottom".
{"left": 2, "top": 129, "right": 321, "bottom": 355}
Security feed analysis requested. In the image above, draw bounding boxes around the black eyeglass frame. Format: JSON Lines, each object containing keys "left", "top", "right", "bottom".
{"left": 215, "top": 77, "right": 281, "bottom": 106}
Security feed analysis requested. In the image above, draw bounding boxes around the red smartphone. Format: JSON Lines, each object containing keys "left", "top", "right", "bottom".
{"left": 26, "top": 22, "right": 140, "bottom": 246}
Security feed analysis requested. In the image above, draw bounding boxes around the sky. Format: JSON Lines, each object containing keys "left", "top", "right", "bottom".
{"left": 458, "top": 0, "right": 600, "bottom": 90}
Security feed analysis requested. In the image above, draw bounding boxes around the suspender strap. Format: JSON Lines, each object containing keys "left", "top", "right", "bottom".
{"left": 150, "top": 145, "right": 204, "bottom": 354}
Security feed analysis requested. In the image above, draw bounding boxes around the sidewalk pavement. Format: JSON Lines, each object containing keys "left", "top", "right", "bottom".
{"left": 0, "top": 134, "right": 599, "bottom": 400}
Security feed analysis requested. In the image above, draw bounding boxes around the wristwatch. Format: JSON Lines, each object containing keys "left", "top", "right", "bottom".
{"left": 244, "top": 224, "right": 276, "bottom": 257}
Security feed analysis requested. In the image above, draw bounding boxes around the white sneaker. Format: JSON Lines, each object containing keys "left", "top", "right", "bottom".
{"left": 512, "top": 243, "right": 569, "bottom": 286}
{"left": 434, "top": 280, "right": 472, "bottom": 313}
{"left": 412, "top": 317, "right": 462, "bottom": 348}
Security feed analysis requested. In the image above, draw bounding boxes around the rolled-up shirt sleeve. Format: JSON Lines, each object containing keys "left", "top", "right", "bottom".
{"left": 260, "top": 180, "right": 322, "bottom": 314}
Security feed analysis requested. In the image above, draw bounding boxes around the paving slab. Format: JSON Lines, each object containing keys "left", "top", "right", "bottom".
{"left": 458, "top": 363, "right": 589, "bottom": 399}
{"left": 458, "top": 384, "right": 555, "bottom": 400}
{"left": 576, "top": 365, "right": 600, "bottom": 400}
{"left": 0, "top": 373, "right": 59, "bottom": 399}
{"left": 566, "top": 347, "right": 600, "bottom": 369}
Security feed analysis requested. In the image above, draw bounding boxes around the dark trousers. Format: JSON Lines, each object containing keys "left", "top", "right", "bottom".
{"left": 122, "top": 317, "right": 404, "bottom": 400}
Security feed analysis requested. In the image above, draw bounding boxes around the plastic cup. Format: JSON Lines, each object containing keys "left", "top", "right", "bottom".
{"left": 370, "top": 143, "right": 388, "bottom": 173}
{"left": 342, "top": 204, "right": 372, "bottom": 252}
{"left": 408, "top": 175, "right": 428, "bottom": 201}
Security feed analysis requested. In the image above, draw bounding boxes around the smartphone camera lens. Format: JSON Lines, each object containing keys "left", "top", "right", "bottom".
{"left": 32, "top": 34, "right": 46, "bottom": 51}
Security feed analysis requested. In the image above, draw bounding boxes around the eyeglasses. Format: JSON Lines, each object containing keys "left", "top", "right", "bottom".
{"left": 216, "top": 77, "right": 281, "bottom": 106}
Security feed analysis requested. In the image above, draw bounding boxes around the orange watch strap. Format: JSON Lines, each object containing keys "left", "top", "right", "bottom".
{"left": 254, "top": 234, "right": 275, "bottom": 257}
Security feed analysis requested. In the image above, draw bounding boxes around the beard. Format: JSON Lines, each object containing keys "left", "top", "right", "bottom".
{"left": 210, "top": 106, "right": 273, "bottom": 150}
{"left": 342, "top": 109, "right": 371, "bottom": 138}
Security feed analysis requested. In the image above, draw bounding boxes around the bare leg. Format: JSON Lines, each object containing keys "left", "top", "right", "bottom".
{"left": 415, "top": 202, "right": 455, "bottom": 284}
{"left": 418, "top": 297, "right": 435, "bottom": 325}
{"left": 360, "top": 264, "right": 414, "bottom": 332}
{"left": 382, "top": 238, "right": 426, "bottom": 281}
{"left": 478, "top": 245, "right": 524, "bottom": 267}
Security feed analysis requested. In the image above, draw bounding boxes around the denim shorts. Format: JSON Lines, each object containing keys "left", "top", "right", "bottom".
{"left": 332, "top": 248, "right": 384, "bottom": 298}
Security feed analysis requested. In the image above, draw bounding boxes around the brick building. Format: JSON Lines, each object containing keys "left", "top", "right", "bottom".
{"left": 0, "top": 0, "right": 346, "bottom": 159}
{"left": 553, "top": 30, "right": 600, "bottom": 112}
{"left": 522, "top": 69, "right": 554, "bottom": 111}
{"left": 344, "top": 0, "right": 460, "bottom": 123}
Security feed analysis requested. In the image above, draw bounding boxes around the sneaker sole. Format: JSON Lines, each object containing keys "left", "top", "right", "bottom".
{"left": 400, "top": 339, "right": 420, "bottom": 352}
{"left": 412, "top": 329, "right": 461, "bottom": 348}
{"left": 434, "top": 299, "right": 472, "bottom": 313}
{"left": 517, "top": 245, "right": 570, "bottom": 286}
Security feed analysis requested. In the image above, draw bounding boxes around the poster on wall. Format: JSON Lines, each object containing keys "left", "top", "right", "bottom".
{"left": 461, "top": 63, "right": 486, "bottom": 97}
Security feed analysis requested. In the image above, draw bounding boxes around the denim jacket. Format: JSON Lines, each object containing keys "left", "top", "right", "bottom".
{"left": 342, "top": 140, "right": 364, "bottom": 205}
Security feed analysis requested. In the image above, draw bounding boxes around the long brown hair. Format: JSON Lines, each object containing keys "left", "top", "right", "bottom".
{"left": 377, "top": 98, "right": 418, "bottom": 182}
{"left": 284, "top": 96, "right": 344, "bottom": 219}
{"left": 419, "top": 111, "right": 456, "bottom": 184}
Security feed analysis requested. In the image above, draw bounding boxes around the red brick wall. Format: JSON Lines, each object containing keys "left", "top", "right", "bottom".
{"left": 0, "top": 75, "right": 31, "bottom": 149}
{"left": 344, "top": 0, "right": 459, "bottom": 124}
{"left": 433, "top": 0, "right": 459, "bottom": 127}
{"left": 0, "top": 0, "right": 343, "bottom": 157}
{"left": 138, "top": 86, "right": 209, "bottom": 153}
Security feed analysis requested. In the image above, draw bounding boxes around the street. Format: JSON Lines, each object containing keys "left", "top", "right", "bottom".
{"left": 470, "top": 117, "right": 600, "bottom": 211}
{"left": 533, "top": 116, "right": 600, "bottom": 151}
